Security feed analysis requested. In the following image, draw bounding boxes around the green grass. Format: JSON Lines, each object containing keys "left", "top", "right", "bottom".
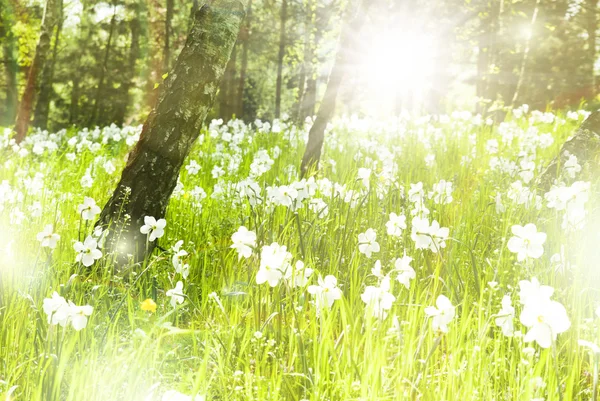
{"left": 0, "top": 111, "right": 599, "bottom": 400}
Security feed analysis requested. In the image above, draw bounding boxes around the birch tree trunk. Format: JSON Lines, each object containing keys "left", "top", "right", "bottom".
{"left": 97, "top": 0, "right": 246, "bottom": 267}
{"left": 300, "top": 0, "right": 369, "bottom": 175}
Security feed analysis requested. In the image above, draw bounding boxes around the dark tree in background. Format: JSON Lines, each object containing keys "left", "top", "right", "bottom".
{"left": 300, "top": 0, "right": 370, "bottom": 175}
{"left": 14, "top": 0, "right": 60, "bottom": 142}
{"left": 97, "top": 0, "right": 246, "bottom": 265}
{"left": 0, "top": 0, "right": 18, "bottom": 126}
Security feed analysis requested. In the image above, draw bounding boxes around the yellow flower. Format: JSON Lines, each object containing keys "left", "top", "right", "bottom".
{"left": 141, "top": 298, "right": 157, "bottom": 313}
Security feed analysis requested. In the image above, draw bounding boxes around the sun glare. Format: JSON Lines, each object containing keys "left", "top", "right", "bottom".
{"left": 355, "top": 26, "right": 439, "bottom": 114}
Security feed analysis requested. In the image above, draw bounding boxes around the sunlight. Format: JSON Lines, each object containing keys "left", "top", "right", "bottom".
{"left": 359, "top": 29, "right": 436, "bottom": 91}
{"left": 355, "top": 25, "right": 439, "bottom": 114}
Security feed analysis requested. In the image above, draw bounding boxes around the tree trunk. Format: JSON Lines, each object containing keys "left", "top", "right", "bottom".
{"left": 33, "top": 0, "right": 63, "bottom": 130}
{"left": 96, "top": 0, "right": 246, "bottom": 267}
{"left": 300, "top": 0, "right": 370, "bottom": 175}
{"left": 274, "top": 0, "right": 288, "bottom": 119}
{"left": 292, "top": 0, "right": 313, "bottom": 123}
{"left": 539, "top": 111, "right": 600, "bottom": 189}
{"left": 14, "top": 0, "right": 58, "bottom": 142}
{"left": 1, "top": 0, "right": 18, "bottom": 125}
{"left": 89, "top": 2, "right": 118, "bottom": 126}
{"left": 218, "top": 42, "right": 237, "bottom": 120}
{"left": 298, "top": 0, "right": 320, "bottom": 122}
{"left": 115, "top": 2, "right": 142, "bottom": 126}
{"left": 237, "top": 0, "right": 252, "bottom": 119}
{"left": 511, "top": 0, "right": 540, "bottom": 107}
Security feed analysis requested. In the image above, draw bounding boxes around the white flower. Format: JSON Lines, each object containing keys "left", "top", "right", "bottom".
{"left": 77, "top": 197, "right": 101, "bottom": 221}
{"left": 429, "top": 180, "right": 453, "bottom": 204}
{"left": 428, "top": 220, "right": 449, "bottom": 253}
{"left": 43, "top": 292, "right": 70, "bottom": 326}
{"left": 37, "top": 224, "right": 60, "bottom": 249}
{"left": 408, "top": 182, "right": 425, "bottom": 202}
{"left": 284, "top": 260, "right": 313, "bottom": 287}
{"left": 357, "top": 168, "right": 371, "bottom": 189}
{"left": 358, "top": 228, "right": 380, "bottom": 258}
{"left": 103, "top": 160, "right": 116, "bottom": 174}
{"left": 386, "top": 213, "right": 407, "bottom": 237}
{"left": 230, "top": 226, "right": 256, "bottom": 260}
{"left": 520, "top": 298, "right": 570, "bottom": 348}
{"left": 507, "top": 224, "right": 546, "bottom": 262}
{"left": 578, "top": 339, "right": 600, "bottom": 354}
{"left": 307, "top": 275, "right": 342, "bottom": 312}
{"left": 68, "top": 302, "right": 93, "bottom": 331}
{"left": 394, "top": 254, "right": 415, "bottom": 289}
{"left": 518, "top": 277, "right": 554, "bottom": 305}
{"left": 185, "top": 160, "right": 201, "bottom": 175}
{"left": 425, "top": 295, "right": 456, "bottom": 333}
{"left": 172, "top": 240, "right": 190, "bottom": 279}
{"left": 256, "top": 243, "right": 292, "bottom": 287}
{"left": 74, "top": 236, "right": 103, "bottom": 267}
{"left": 411, "top": 216, "right": 432, "bottom": 250}
{"left": 371, "top": 260, "right": 384, "bottom": 278}
{"left": 495, "top": 295, "right": 515, "bottom": 337}
{"left": 140, "top": 216, "right": 167, "bottom": 242}
{"left": 166, "top": 281, "right": 185, "bottom": 307}
{"left": 361, "top": 276, "right": 396, "bottom": 319}
{"left": 43, "top": 293, "right": 93, "bottom": 331}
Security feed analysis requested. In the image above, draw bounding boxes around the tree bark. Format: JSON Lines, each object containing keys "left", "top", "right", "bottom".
{"left": 300, "top": 0, "right": 369, "bottom": 175}
{"left": 33, "top": 0, "right": 63, "bottom": 130}
{"left": 274, "top": 0, "right": 288, "bottom": 119}
{"left": 14, "top": 0, "right": 58, "bottom": 142}
{"left": 539, "top": 111, "right": 600, "bottom": 189}
{"left": 97, "top": 0, "right": 246, "bottom": 267}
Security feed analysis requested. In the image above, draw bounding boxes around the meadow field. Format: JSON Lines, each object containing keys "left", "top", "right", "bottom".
{"left": 1, "top": 109, "right": 599, "bottom": 400}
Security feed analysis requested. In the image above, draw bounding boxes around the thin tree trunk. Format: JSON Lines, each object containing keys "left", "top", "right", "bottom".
{"left": 218, "top": 42, "right": 237, "bottom": 120}
{"left": 115, "top": 2, "right": 142, "bottom": 125}
{"left": 539, "top": 111, "right": 600, "bottom": 189}
{"left": 33, "top": 0, "right": 63, "bottom": 130}
{"left": 90, "top": 2, "right": 118, "bottom": 126}
{"left": 1, "top": 1, "right": 18, "bottom": 125}
{"left": 299, "top": 0, "right": 320, "bottom": 122}
{"left": 275, "top": 0, "right": 287, "bottom": 119}
{"left": 14, "top": 0, "right": 58, "bottom": 142}
{"left": 237, "top": 0, "right": 252, "bottom": 119}
{"left": 511, "top": 0, "right": 541, "bottom": 107}
{"left": 293, "top": 0, "right": 312, "bottom": 123}
{"left": 97, "top": 0, "right": 246, "bottom": 266}
{"left": 300, "top": 0, "right": 370, "bottom": 175}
